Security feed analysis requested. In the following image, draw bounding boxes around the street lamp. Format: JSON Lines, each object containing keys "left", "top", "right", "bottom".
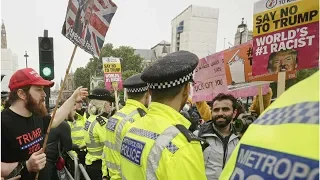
{"left": 237, "top": 18, "right": 247, "bottom": 44}
{"left": 24, "top": 51, "right": 29, "bottom": 68}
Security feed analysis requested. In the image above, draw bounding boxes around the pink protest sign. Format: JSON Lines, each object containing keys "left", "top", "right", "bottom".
{"left": 253, "top": 23, "right": 319, "bottom": 75}
{"left": 227, "top": 81, "right": 271, "bottom": 98}
{"left": 192, "top": 52, "right": 228, "bottom": 102}
{"left": 102, "top": 57, "right": 123, "bottom": 91}
{"left": 252, "top": 0, "right": 319, "bottom": 76}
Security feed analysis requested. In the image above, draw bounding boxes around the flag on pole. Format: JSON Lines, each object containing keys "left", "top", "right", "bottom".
{"left": 62, "top": 0, "right": 117, "bottom": 57}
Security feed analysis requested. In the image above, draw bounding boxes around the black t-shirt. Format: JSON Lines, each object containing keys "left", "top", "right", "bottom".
{"left": 1, "top": 108, "right": 51, "bottom": 179}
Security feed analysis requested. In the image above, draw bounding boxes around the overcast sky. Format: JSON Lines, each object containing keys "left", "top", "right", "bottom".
{"left": 1, "top": 0, "right": 258, "bottom": 88}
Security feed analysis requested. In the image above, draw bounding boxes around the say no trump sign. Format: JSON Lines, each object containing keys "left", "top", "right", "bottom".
{"left": 252, "top": 0, "right": 319, "bottom": 76}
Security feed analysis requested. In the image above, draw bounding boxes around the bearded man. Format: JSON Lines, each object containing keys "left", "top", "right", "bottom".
{"left": 194, "top": 93, "right": 240, "bottom": 180}
{"left": 1, "top": 68, "right": 88, "bottom": 180}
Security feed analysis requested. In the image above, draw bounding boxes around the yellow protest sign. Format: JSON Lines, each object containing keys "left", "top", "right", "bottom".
{"left": 253, "top": 0, "right": 319, "bottom": 36}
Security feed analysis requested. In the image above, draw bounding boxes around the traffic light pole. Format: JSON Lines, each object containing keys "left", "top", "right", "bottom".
{"left": 44, "top": 87, "right": 50, "bottom": 111}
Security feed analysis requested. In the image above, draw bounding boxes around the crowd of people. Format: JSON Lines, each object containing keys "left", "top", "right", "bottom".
{"left": 1, "top": 51, "right": 319, "bottom": 180}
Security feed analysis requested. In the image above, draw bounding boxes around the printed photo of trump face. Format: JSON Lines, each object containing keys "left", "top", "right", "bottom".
{"left": 267, "top": 49, "right": 298, "bottom": 73}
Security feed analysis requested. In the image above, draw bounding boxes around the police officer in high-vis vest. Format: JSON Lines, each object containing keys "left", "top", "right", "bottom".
{"left": 104, "top": 73, "right": 149, "bottom": 180}
{"left": 220, "top": 71, "right": 319, "bottom": 180}
{"left": 120, "top": 51, "right": 207, "bottom": 180}
{"left": 67, "top": 99, "right": 87, "bottom": 164}
{"left": 84, "top": 88, "right": 114, "bottom": 180}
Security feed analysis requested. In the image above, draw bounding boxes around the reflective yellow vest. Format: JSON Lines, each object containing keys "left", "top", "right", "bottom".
{"left": 1, "top": 105, "right": 4, "bottom": 112}
{"left": 220, "top": 71, "right": 319, "bottom": 180}
{"left": 120, "top": 102, "right": 207, "bottom": 180}
{"left": 103, "top": 99, "right": 148, "bottom": 180}
{"left": 83, "top": 114, "right": 108, "bottom": 176}
{"left": 68, "top": 112, "right": 86, "bottom": 148}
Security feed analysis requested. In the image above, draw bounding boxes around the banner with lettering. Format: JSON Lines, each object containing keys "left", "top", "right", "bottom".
{"left": 192, "top": 52, "right": 228, "bottom": 102}
{"left": 62, "top": 0, "right": 117, "bottom": 57}
{"left": 252, "top": 0, "right": 319, "bottom": 76}
{"left": 102, "top": 57, "right": 123, "bottom": 91}
{"left": 224, "top": 41, "right": 296, "bottom": 85}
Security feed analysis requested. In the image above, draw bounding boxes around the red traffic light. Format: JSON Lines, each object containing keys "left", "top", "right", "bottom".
{"left": 40, "top": 37, "right": 52, "bottom": 51}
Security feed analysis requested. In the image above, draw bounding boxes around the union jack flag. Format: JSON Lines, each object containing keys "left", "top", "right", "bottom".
{"left": 62, "top": 0, "right": 117, "bottom": 57}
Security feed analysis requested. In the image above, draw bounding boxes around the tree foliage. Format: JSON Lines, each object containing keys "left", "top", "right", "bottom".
{"left": 73, "top": 43, "right": 144, "bottom": 91}
{"left": 73, "top": 67, "right": 91, "bottom": 90}
{"left": 122, "top": 70, "right": 139, "bottom": 81}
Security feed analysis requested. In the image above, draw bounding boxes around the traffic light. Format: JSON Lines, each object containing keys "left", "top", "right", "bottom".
{"left": 38, "top": 36, "right": 54, "bottom": 80}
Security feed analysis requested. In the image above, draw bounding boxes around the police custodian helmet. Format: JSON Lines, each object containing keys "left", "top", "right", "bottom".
{"left": 141, "top": 51, "right": 199, "bottom": 90}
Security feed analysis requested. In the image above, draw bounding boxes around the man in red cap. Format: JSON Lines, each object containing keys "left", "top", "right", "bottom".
{"left": 1, "top": 68, "right": 88, "bottom": 180}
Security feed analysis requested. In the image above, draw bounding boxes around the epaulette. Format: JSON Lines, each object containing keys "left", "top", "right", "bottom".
{"left": 96, "top": 116, "right": 106, "bottom": 126}
{"left": 175, "top": 124, "right": 200, "bottom": 142}
{"left": 176, "top": 124, "right": 209, "bottom": 151}
{"left": 137, "top": 108, "right": 147, "bottom": 117}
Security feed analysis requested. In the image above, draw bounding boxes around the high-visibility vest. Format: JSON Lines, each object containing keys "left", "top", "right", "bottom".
{"left": 120, "top": 102, "right": 207, "bottom": 180}
{"left": 104, "top": 99, "right": 147, "bottom": 180}
{"left": 220, "top": 71, "right": 319, "bottom": 180}
{"left": 68, "top": 112, "right": 86, "bottom": 147}
{"left": 83, "top": 114, "right": 107, "bottom": 167}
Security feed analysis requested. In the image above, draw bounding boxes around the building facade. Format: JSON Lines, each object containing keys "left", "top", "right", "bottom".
{"left": 234, "top": 19, "right": 253, "bottom": 46}
{"left": 90, "top": 76, "right": 104, "bottom": 91}
{"left": 171, "top": 5, "right": 219, "bottom": 59}
{"left": 134, "top": 40, "right": 170, "bottom": 70}
{"left": 1, "top": 21, "right": 19, "bottom": 92}
{"left": 60, "top": 72, "right": 76, "bottom": 100}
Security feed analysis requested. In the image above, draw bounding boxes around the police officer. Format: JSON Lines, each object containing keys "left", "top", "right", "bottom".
{"left": 120, "top": 51, "right": 207, "bottom": 180}
{"left": 84, "top": 88, "right": 114, "bottom": 180}
{"left": 68, "top": 99, "right": 87, "bottom": 165}
{"left": 104, "top": 73, "right": 149, "bottom": 180}
{"left": 220, "top": 71, "right": 319, "bottom": 180}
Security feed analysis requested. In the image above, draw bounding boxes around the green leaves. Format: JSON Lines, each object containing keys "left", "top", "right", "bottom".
{"left": 73, "top": 43, "right": 144, "bottom": 91}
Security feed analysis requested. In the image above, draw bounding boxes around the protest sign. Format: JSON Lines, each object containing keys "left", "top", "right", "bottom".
{"left": 252, "top": 0, "right": 319, "bottom": 76}
{"left": 192, "top": 52, "right": 228, "bottom": 102}
{"left": 62, "top": 0, "right": 117, "bottom": 57}
{"left": 227, "top": 81, "right": 271, "bottom": 98}
{"left": 223, "top": 41, "right": 296, "bottom": 85}
{"left": 103, "top": 57, "right": 123, "bottom": 91}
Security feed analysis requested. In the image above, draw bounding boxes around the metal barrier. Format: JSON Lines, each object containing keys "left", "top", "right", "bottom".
{"left": 79, "top": 164, "right": 91, "bottom": 180}
{"left": 66, "top": 151, "right": 91, "bottom": 180}
{"left": 64, "top": 166, "right": 75, "bottom": 180}
{"left": 67, "top": 151, "right": 80, "bottom": 180}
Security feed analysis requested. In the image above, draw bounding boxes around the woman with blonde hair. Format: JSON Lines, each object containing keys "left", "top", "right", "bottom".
{"left": 83, "top": 88, "right": 114, "bottom": 180}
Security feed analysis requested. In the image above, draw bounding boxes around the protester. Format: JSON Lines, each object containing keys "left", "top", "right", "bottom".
{"left": 1, "top": 68, "right": 88, "bottom": 180}
{"left": 249, "top": 87, "right": 273, "bottom": 116}
{"left": 120, "top": 51, "right": 206, "bottom": 180}
{"left": 194, "top": 93, "right": 240, "bottom": 180}
{"left": 84, "top": 88, "right": 114, "bottom": 180}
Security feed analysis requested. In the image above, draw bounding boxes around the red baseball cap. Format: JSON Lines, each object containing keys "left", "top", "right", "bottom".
{"left": 9, "top": 68, "right": 54, "bottom": 91}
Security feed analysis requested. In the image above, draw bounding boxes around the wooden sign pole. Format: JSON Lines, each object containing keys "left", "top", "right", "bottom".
{"left": 35, "top": 45, "right": 78, "bottom": 180}
{"left": 112, "top": 82, "right": 119, "bottom": 111}
{"left": 124, "top": 88, "right": 128, "bottom": 102}
{"left": 258, "top": 85, "right": 264, "bottom": 114}
{"left": 277, "top": 71, "right": 286, "bottom": 98}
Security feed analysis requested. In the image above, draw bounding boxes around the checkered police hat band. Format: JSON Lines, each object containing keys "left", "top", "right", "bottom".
{"left": 127, "top": 86, "right": 148, "bottom": 93}
{"left": 147, "top": 72, "right": 193, "bottom": 90}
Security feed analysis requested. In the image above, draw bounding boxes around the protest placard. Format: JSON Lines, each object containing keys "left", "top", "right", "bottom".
{"left": 252, "top": 0, "right": 319, "bottom": 76}
{"left": 103, "top": 57, "right": 123, "bottom": 91}
{"left": 223, "top": 41, "right": 296, "bottom": 85}
{"left": 192, "top": 52, "right": 228, "bottom": 102}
